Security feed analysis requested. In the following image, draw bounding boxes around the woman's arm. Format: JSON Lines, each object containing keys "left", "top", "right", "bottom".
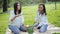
{"left": 9, "top": 11, "right": 19, "bottom": 22}
{"left": 11, "top": 15, "right": 19, "bottom": 22}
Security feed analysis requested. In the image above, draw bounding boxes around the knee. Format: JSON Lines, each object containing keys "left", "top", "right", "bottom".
{"left": 20, "top": 26, "right": 27, "bottom": 32}
{"left": 20, "top": 28, "right": 27, "bottom": 32}
{"left": 39, "top": 29, "right": 46, "bottom": 33}
{"left": 14, "top": 31, "right": 20, "bottom": 34}
{"left": 39, "top": 25, "right": 48, "bottom": 33}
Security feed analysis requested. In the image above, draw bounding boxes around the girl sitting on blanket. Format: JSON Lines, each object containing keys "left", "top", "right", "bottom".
{"left": 8, "top": 2, "right": 27, "bottom": 34}
{"left": 34, "top": 3, "right": 48, "bottom": 33}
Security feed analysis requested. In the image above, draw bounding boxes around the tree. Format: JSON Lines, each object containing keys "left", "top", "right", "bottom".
{"left": 0, "top": 0, "right": 3, "bottom": 8}
{"left": 3, "top": 0, "right": 8, "bottom": 12}
{"left": 46, "top": 0, "right": 48, "bottom": 3}
{"left": 55, "top": 0, "right": 57, "bottom": 9}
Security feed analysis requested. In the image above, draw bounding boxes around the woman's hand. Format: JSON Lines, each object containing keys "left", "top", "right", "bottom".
{"left": 11, "top": 14, "right": 19, "bottom": 22}
{"left": 15, "top": 14, "right": 19, "bottom": 17}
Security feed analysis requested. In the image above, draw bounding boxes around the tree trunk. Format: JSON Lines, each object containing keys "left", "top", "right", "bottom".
{"left": 55, "top": 0, "right": 56, "bottom": 9}
{"left": 3, "top": 0, "right": 8, "bottom": 12}
{"left": 46, "top": 0, "right": 48, "bottom": 3}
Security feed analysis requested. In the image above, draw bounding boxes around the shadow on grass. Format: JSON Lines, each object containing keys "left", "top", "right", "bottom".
{"left": 0, "top": 11, "right": 9, "bottom": 14}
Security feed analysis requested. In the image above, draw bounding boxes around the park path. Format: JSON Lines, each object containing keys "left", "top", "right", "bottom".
{"left": 6, "top": 23, "right": 60, "bottom": 34}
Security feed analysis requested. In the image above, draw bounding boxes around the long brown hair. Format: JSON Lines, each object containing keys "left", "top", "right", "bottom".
{"left": 39, "top": 3, "right": 47, "bottom": 15}
{"left": 14, "top": 2, "right": 21, "bottom": 15}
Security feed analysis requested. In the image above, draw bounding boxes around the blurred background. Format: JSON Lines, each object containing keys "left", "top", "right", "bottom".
{"left": 0, "top": 0, "right": 60, "bottom": 34}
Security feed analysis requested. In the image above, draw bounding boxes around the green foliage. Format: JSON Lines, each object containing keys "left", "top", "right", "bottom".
{"left": 27, "top": 26, "right": 33, "bottom": 34}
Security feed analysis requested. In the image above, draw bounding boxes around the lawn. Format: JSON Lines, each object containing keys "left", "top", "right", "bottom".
{"left": 0, "top": 3, "right": 60, "bottom": 34}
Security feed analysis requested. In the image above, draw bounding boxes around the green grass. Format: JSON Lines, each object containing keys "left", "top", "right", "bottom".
{"left": 0, "top": 12, "right": 9, "bottom": 34}
{"left": 0, "top": 3, "right": 60, "bottom": 34}
{"left": 46, "top": 4, "right": 60, "bottom": 27}
{"left": 53, "top": 33, "right": 60, "bottom": 34}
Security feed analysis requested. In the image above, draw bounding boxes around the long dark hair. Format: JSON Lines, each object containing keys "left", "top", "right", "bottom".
{"left": 39, "top": 3, "right": 47, "bottom": 15}
{"left": 14, "top": 2, "right": 21, "bottom": 15}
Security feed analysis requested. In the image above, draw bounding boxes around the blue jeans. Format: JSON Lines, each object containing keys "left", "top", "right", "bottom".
{"left": 34, "top": 24, "right": 48, "bottom": 33}
{"left": 9, "top": 25, "right": 27, "bottom": 34}
{"left": 39, "top": 24, "right": 48, "bottom": 33}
